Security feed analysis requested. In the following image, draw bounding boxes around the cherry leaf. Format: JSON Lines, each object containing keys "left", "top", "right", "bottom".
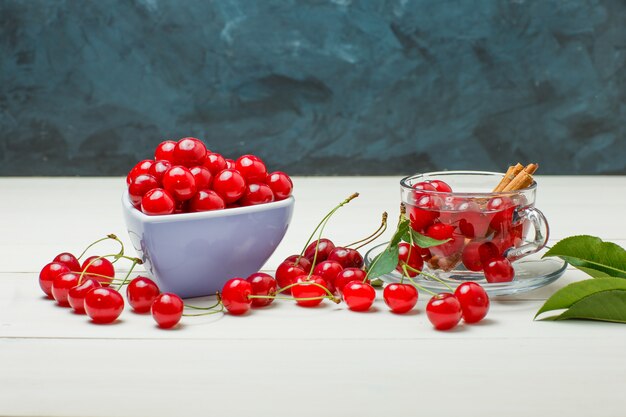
{"left": 543, "top": 235, "right": 626, "bottom": 279}
{"left": 409, "top": 229, "right": 450, "bottom": 248}
{"left": 555, "top": 290, "right": 626, "bottom": 323}
{"left": 535, "top": 278, "right": 626, "bottom": 319}
{"left": 390, "top": 219, "right": 409, "bottom": 246}
{"left": 366, "top": 245, "right": 399, "bottom": 280}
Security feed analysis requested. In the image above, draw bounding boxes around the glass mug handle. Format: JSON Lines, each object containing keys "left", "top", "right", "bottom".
{"left": 505, "top": 207, "right": 550, "bottom": 262}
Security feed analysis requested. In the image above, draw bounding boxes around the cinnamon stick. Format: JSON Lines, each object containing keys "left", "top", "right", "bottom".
{"left": 503, "top": 170, "right": 534, "bottom": 191}
{"left": 493, "top": 163, "right": 524, "bottom": 192}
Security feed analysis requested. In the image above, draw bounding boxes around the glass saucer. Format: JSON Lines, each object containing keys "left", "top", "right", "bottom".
{"left": 364, "top": 242, "right": 568, "bottom": 296}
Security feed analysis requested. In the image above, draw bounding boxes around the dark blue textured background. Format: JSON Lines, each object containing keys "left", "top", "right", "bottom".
{"left": 1, "top": 0, "right": 624, "bottom": 175}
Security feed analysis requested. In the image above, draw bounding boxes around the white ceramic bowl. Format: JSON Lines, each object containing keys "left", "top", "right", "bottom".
{"left": 122, "top": 192, "right": 294, "bottom": 298}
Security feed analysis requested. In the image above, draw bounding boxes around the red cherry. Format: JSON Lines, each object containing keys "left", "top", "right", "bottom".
{"left": 173, "top": 137, "right": 207, "bottom": 167}
{"left": 428, "top": 180, "right": 452, "bottom": 193}
{"left": 275, "top": 260, "right": 307, "bottom": 294}
{"left": 203, "top": 152, "right": 227, "bottom": 175}
{"left": 148, "top": 160, "right": 172, "bottom": 183}
{"left": 425, "top": 223, "right": 455, "bottom": 240}
{"left": 426, "top": 293, "right": 462, "bottom": 330}
{"left": 51, "top": 272, "right": 82, "bottom": 306}
{"left": 190, "top": 166, "right": 213, "bottom": 191}
{"left": 283, "top": 255, "right": 312, "bottom": 273}
{"left": 240, "top": 183, "right": 274, "bottom": 206}
{"left": 266, "top": 171, "right": 293, "bottom": 201}
{"left": 154, "top": 140, "right": 177, "bottom": 161}
{"left": 383, "top": 283, "right": 418, "bottom": 314}
{"left": 221, "top": 278, "right": 253, "bottom": 315}
{"left": 224, "top": 158, "right": 235, "bottom": 169}
{"left": 478, "top": 241, "right": 501, "bottom": 264}
{"left": 454, "top": 282, "right": 490, "bottom": 323}
{"left": 52, "top": 252, "right": 81, "bottom": 272}
{"left": 84, "top": 287, "right": 124, "bottom": 324}
{"left": 396, "top": 242, "right": 424, "bottom": 277}
{"left": 412, "top": 181, "right": 436, "bottom": 192}
{"left": 162, "top": 166, "right": 197, "bottom": 201}
{"left": 291, "top": 275, "right": 328, "bottom": 307}
{"left": 81, "top": 256, "right": 115, "bottom": 286}
{"left": 151, "top": 293, "right": 184, "bottom": 328}
{"left": 406, "top": 195, "right": 440, "bottom": 232}
{"left": 235, "top": 155, "right": 267, "bottom": 183}
{"left": 313, "top": 260, "right": 343, "bottom": 293}
{"left": 488, "top": 197, "right": 516, "bottom": 233}
{"left": 428, "top": 233, "right": 465, "bottom": 258}
{"left": 189, "top": 190, "right": 226, "bottom": 212}
{"left": 484, "top": 257, "right": 515, "bottom": 283}
{"left": 342, "top": 281, "right": 376, "bottom": 312}
{"left": 213, "top": 169, "right": 246, "bottom": 203}
{"left": 246, "top": 273, "right": 277, "bottom": 307}
{"left": 334, "top": 268, "right": 367, "bottom": 293}
{"left": 455, "top": 201, "right": 490, "bottom": 239}
{"left": 327, "top": 247, "right": 363, "bottom": 269}
{"left": 304, "top": 238, "right": 336, "bottom": 264}
{"left": 39, "top": 262, "right": 71, "bottom": 298}
{"left": 141, "top": 188, "right": 176, "bottom": 215}
{"left": 128, "top": 174, "right": 159, "bottom": 207}
{"left": 461, "top": 241, "right": 486, "bottom": 272}
{"left": 126, "top": 159, "right": 154, "bottom": 185}
{"left": 127, "top": 276, "right": 161, "bottom": 313}
{"left": 68, "top": 278, "right": 101, "bottom": 313}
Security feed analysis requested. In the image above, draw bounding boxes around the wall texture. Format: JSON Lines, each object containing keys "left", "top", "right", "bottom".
{"left": 0, "top": 0, "right": 624, "bottom": 176}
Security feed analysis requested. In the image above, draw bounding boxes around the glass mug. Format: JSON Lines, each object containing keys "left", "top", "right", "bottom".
{"left": 400, "top": 171, "right": 549, "bottom": 281}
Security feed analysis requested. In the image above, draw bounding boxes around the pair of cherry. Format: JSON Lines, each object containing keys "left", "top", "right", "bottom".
{"left": 127, "top": 137, "right": 293, "bottom": 215}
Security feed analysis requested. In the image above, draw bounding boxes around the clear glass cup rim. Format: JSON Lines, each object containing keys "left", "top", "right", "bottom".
{"left": 400, "top": 170, "right": 537, "bottom": 197}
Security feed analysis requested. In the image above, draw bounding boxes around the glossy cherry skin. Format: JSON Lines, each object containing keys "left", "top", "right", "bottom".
{"left": 225, "top": 158, "right": 235, "bottom": 169}
{"left": 246, "top": 273, "right": 277, "bottom": 307}
{"left": 154, "top": 140, "right": 177, "bottom": 161}
{"left": 51, "top": 272, "right": 82, "bottom": 306}
{"left": 283, "top": 255, "right": 312, "bottom": 273}
{"left": 428, "top": 180, "right": 452, "bottom": 193}
{"left": 313, "top": 260, "right": 343, "bottom": 294}
{"left": 141, "top": 188, "right": 176, "bottom": 215}
{"left": 68, "top": 278, "right": 101, "bottom": 313}
{"left": 128, "top": 174, "right": 159, "bottom": 207}
{"left": 304, "top": 238, "right": 336, "bottom": 264}
{"left": 189, "top": 190, "right": 226, "bottom": 212}
{"left": 342, "top": 281, "right": 376, "bottom": 312}
{"left": 487, "top": 196, "right": 515, "bottom": 233}
{"left": 426, "top": 293, "right": 463, "bottom": 330}
{"left": 383, "top": 283, "right": 418, "bottom": 314}
{"left": 275, "top": 261, "right": 307, "bottom": 294}
{"left": 327, "top": 247, "right": 364, "bottom": 269}
{"left": 266, "top": 171, "right": 293, "bottom": 201}
{"left": 235, "top": 155, "right": 267, "bottom": 183}
{"left": 407, "top": 195, "right": 440, "bottom": 232}
{"left": 291, "top": 275, "right": 328, "bottom": 307}
{"left": 221, "top": 278, "right": 253, "bottom": 315}
{"left": 334, "top": 268, "right": 367, "bottom": 293}
{"left": 81, "top": 256, "right": 115, "bottom": 286}
{"left": 162, "top": 166, "right": 197, "bottom": 201}
{"left": 84, "top": 287, "right": 124, "bottom": 324}
{"left": 127, "top": 276, "right": 161, "bottom": 313}
{"left": 173, "top": 137, "right": 207, "bottom": 167}
{"left": 240, "top": 183, "right": 274, "bottom": 206}
{"left": 190, "top": 166, "right": 213, "bottom": 191}
{"left": 151, "top": 293, "right": 184, "bottom": 329}
{"left": 425, "top": 223, "right": 455, "bottom": 240}
{"left": 127, "top": 159, "right": 154, "bottom": 185}
{"left": 52, "top": 252, "right": 81, "bottom": 272}
{"left": 213, "top": 169, "right": 246, "bottom": 203}
{"left": 203, "top": 152, "right": 227, "bottom": 175}
{"left": 454, "top": 282, "right": 490, "bottom": 323}
{"left": 484, "top": 257, "right": 515, "bottom": 283}
{"left": 148, "top": 160, "right": 172, "bottom": 184}
{"left": 412, "top": 181, "right": 436, "bottom": 193}
{"left": 39, "top": 262, "right": 71, "bottom": 298}
{"left": 461, "top": 241, "right": 485, "bottom": 272}
{"left": 396, "top": 242, "right": 424, "bottom": 277}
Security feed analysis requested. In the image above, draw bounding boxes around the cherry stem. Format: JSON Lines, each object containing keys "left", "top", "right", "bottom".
{"left": 275, "top": 280, "right": 337, "bottom": 301}
{"left": 182, "top": 303, "right": 225, "bottom": 317}
{"left": 402, "top": 266, "right": 437, "bottom": 296}
{"left": 185, "top": 294, "right": 222, "bottom": 310}
{"left": 346, "top": 212, "right": 388, "bottom": 250}
{"left": 296, "top": 193, "right": 360, "bottom": 263}
{"left": 249, "top": 294, "right": 340, "bottom": 303}
{"left": 115, "top": 259, "right": 141, "bottom": 291}
{"left": 407, "top": 229, "right": 454, "bottom": 292}
{"left": 77, "top": 253, "right": 142, "bottom": 286}
{"left": 364, "top": 211, "right": 405, "bottom": 282}
{"left": 77, "top": 234, "right": 124, "bottom": 262}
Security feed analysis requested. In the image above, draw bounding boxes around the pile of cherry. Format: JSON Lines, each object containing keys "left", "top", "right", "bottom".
{"left": 127, "top": 137, "right": 293, "bottom": 215}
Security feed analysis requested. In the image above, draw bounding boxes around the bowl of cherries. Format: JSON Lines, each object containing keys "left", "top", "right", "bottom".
{"left": 122, "top": 137, "right": 294, "bottom": 298}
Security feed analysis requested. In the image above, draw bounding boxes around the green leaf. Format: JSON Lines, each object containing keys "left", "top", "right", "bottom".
{"left": 543, "top": 235, "right": 626, "bottom": 278}
{"left": 535, "top": 278, "right": 626, "bottom": 318}
{"left": 366, "top": 245, "right": 400, "bottom": 280}
{"left": 369, "top": 278, "right": 384, "bottom": 287}
{"left": 555, "top": 290, "right": 626, "bottom": 323}
{"left": 390, "top": 219, "right": 409, "bottom": 246}
{"left": 409, "top": 229, "right": 450, "bottom": 248}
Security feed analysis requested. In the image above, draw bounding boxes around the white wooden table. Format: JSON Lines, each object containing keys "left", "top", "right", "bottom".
{"left": 1, "top": 176, "right": 625, "bottom": 417}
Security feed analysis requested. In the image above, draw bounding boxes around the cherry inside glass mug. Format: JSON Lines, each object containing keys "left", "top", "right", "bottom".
{"left": 400, "top": 171, "right": 550, "bottom": 279}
